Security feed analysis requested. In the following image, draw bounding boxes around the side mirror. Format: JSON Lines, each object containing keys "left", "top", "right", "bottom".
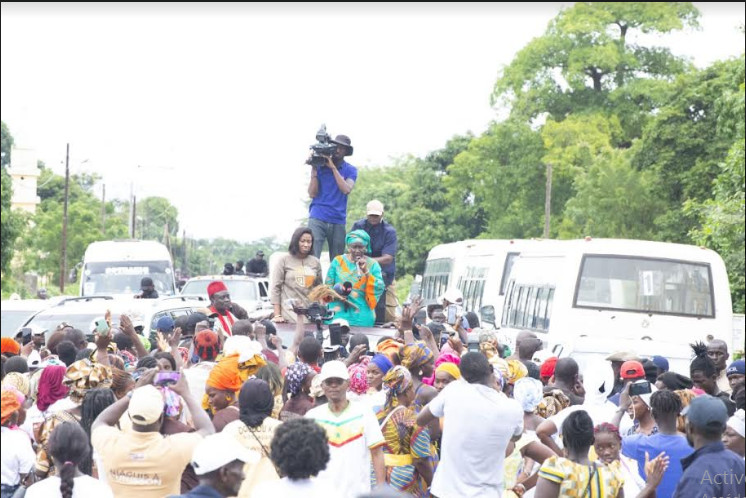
{"left": 480, "top": 305, "right": 496, "bottom": 326}
{"left": 68, "top": 267, "right": 78, "bottom": 283}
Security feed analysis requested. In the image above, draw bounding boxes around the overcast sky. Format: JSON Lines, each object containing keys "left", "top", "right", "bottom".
{"left": 2, "top": 2, "right": 744, "bottom": 243}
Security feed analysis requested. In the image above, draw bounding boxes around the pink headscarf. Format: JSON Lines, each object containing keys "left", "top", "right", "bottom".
{"left": 36, "top": 365, "right": 70, "bottom": 412}
{"left": 423, "top": 353, "right": 461, "bottom": 386}
{"left": 348, "top": 356, "right": 371, "bottom": 395}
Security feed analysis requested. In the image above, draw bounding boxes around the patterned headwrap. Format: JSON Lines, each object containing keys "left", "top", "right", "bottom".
{"left": 236, "top": 354, "right": 267, "bottom": 382}
{"left": 435, "top": 362, "right": 461, "bottom": 381}
{"left": 490, "top": 356, "right": 509, "bottom": 381}
{"left": 383, "top": 365, "right": 413, "bottom": 397}
{"left": 536, "top": 389, "right": 571, "bottom": 418}
{"left": 506, "top": 359, "right": 528, "bottom": 385}
{"left": 2, "top": 372, "right": 30, "bottom": 397}
{"left": 207, "top": 354, "right": 243, "bottom": 393}
{"left": 36, "top": 365, "right": 69, "bottom": 411}
{"left": 348, "top": 356, "right": 371, "bottom": 395}
{"left": 345, "top": 229, "right": 371, "bottom": 252}
{"left": 286, "top": 362, "right": 314, "bottom": 397}
{"left": 513, "top": 377, "right": 544, "bottom": 413}
{"left": 1, "top": 390, "right": 21, "bottom": 425}
{"left": 370, "top": 354, "right": 393, "bottom": 375}
{"left": 376, "top": 339, "right": 401, "bottom": 361}
{"left": 118, "top": 349, "right": 137, "bottom": 370}
{"left": 400, "top": 342, "right": 435, "bottom": 371}
{"left": 63, "top": 359, "right": 113, "bottom": 404}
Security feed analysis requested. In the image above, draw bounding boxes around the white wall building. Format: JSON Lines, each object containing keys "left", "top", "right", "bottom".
{"left": 8, "top": 146, "right": 41, "bottom": 213}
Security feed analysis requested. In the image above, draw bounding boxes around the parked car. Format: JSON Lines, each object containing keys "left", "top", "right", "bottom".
{"left": 20, "top": 295, "right": 209, "bottom": 341}
{"left": 1, "top": 299, "right": 57, "bottom": 337}
{"left": 179, "top": 275, "right": 272, "bottom": 316}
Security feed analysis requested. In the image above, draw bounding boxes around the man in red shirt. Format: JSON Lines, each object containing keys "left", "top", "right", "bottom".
{"left": 207, "top": 281, "right": 237, "bottom": 341}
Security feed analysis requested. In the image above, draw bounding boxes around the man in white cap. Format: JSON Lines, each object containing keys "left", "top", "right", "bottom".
{"left": 305, "top": 360, "right": 385, "bottom": 496}
{"left": 173, "top": 434, "right": 259, "bottom": 497}
{"left": 351, "top": 199, "right": 399, "bottom": 324}
{"left": 92, "top": 368, "right": 215, "bottom": 497}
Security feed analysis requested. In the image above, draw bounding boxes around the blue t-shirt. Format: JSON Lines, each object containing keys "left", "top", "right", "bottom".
{"left": 622, "top": 432, "right": 694, "bottom": 498}
{"left": 309, "top": 160, "right": 357, "bottom": 225}
{"left": 350, "top": 219, "right": 397, "bottom": 285}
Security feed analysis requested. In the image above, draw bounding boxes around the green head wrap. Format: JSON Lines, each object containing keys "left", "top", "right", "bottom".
{"left": 345, "top": 229, "right": 371, "bottom": 252}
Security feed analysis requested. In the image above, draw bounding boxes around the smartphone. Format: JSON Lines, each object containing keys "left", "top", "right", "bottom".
{"left": 629, "top": 380, "right": 652, "bottom": 396}
{"left": 467, "top": 339, "right": 480, "bottom": 353}
{"left": 155, "top": 371, "right": 181, "bottom": 386}
{"left": 328, "top": 323, "right": 342, "bottom": 346}
{"left": 446, "top": 304, "right": 460, "bottom": 325}
{"left": 95, "top": 318, "right": 110, "bottom": 336}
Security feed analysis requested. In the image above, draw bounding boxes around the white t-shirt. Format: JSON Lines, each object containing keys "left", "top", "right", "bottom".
{"left": 25, "top": 475, "right": 113, "bottom": 498}
{"left": 1, "top": 427, "right": 35, "bottom": 486}
{"left": 428, "top": 379, "right": 524, "bottom": 497}
{"left": 306, "top": 399, "right": 384, "bottom": 497}
{"left": 252, "top": 476, "right": 343, "bottom": 498}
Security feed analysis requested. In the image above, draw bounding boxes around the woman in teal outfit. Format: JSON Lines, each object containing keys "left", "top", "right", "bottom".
{"left": 325, "top": 230, "right": 385, "bottom": 326}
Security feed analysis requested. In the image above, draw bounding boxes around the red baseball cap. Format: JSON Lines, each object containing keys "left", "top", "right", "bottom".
{"left": 620, "top": 360, "right": 645, "bottom": 380}
{"left": 540, "top": 357, "right": 558, "bottom": 378}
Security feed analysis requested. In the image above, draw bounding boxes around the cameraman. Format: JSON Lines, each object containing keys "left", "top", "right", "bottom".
{"left": 307, "top": 134, "right": 358, "bottom": 260}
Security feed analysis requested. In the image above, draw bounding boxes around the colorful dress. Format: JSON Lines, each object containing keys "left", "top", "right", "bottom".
{"left": 325, "top": 254, "right": 385, "bottom": 326}
{"left": 377, "top": 405, "right": 432, "bottom": 497}
{"left": 538, "top": 455, "right": 624, "bottom": 498}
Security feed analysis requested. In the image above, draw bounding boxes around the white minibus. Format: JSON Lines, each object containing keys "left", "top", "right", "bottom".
{"left": 500, "top": 238, "right": 734, "bottom": 374}
{"left": 79, "top": 240, "right": 177, "bottom": 297}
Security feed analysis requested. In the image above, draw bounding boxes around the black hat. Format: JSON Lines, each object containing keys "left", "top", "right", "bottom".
{"left": 331, "top": 135, "right": 353, "bottom": 155}
{"left": 140, "top": 277, "right": 154, "bottom": 287}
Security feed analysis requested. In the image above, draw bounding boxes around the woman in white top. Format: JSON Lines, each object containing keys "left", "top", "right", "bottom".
{"left": 271, "top": 227, "right": 323, "bottom": 323}
{"left": 26, "top": 422, "right": 112, "bottom": 498}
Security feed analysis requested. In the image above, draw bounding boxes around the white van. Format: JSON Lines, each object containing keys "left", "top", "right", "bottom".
{"left": 499, "top": 238, "right": 734, "bottom": 374}
{"left": 421, "top": 239, "right": 557, "bottom": 326}
{"left": 80, "top": 240, "right": 177, "bottom": 298}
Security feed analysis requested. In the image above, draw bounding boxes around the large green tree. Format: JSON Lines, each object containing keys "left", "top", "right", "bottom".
{"left": 1, "top": 121, "right": 22, "bottom": 278}
{"left": 492, "top": 2, "right": 698, "bottom": 141}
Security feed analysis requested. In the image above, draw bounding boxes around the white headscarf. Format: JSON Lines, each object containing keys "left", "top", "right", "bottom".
{"left": 727, "top": 409, "right": 745, "bottom": 438}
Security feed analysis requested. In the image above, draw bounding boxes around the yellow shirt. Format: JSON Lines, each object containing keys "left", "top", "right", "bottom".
{"left": 92, "top": 425, "right": 202, "bottom": 498}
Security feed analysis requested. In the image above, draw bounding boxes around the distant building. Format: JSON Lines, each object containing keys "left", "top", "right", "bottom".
{"left": 8, "top": 147, "right": 41, "bottom": 213}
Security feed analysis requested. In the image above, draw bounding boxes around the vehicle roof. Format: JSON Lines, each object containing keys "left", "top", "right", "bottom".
{"left": 0, "top": 299, "right": 55, "bottom": 311}
{"left": 517, "top": 238, "right": 725, "bottom": 263}
{"left": 184, "top": 275, "right": 269, "bottom": 282}
{"left": 84, "top": 239, "right": 172, "bottom": 262}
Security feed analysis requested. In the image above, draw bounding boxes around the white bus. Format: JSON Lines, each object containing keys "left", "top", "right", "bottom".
{"left": 80, "top": 240, "right": 177, "bottom": 297}
{"left": 421, "top": 239, "right": 557, "bottom": 325}
{"left": 499, "top": 238, "right": 734, "bottom": 374}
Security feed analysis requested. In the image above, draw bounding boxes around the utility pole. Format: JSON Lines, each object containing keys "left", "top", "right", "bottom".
{"left": 60, "top": 143, "right": 70, "bottom": 291}
{"left": 543, "top": 162, "right": 552, "bottom": 239}
{"left": 101, "top": 184, "right": 106, "bottom": 236}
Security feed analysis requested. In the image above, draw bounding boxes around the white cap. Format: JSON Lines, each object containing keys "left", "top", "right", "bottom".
{"left": 191, "top": 434, "right": 259, "bottom": 475}
{"left": 223, "top": 336, "right": 263, "bottom": 363}
{"left": 727, "top": 409, "right": 745, "bottom": 438}
{"left": 330, "top": 318, "right": 350, "bottom": 330}
{"left": 439, "top": 288, "right": 463, "bottom": 304}
{"left": 366, "top": 199, "right": 384, "bottom": 216}
{"left": 27, "top": 350, "right": 42, "bottom": 369}
{"left": 29, "top": 325, "right": 47, "bottom": 336}
{"left": 317, "top": 360, "right": 349, "bottom": 382}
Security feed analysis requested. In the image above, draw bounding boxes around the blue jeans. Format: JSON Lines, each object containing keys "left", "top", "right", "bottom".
{"left": 1, "top": 484, "right": 19, "bottom": 498}
{"left": 308, "top": 218, "right": 346, "bottom": 261}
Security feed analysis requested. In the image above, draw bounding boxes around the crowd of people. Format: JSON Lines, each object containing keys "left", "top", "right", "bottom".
{"left": 1, "top": 287, "right": 744, "bottom": 497}
{"left": 3, "top": 131, "right": 744, "bottom": 497}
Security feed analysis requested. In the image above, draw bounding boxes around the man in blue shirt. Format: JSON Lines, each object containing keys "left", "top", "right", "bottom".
{"left": 673, "top": 394, "right": 745, "bottom": 498}
{"left": 351, "top": 199, "right": 398, "bottom": 324}
{"left": 622, "top": 389, "right": 693, "bottom": 498}
{"left": 307, "top": 134, "right": 358, "bottom": 261}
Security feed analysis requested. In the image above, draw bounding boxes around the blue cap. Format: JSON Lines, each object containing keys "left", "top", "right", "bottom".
{"left": 156, "top": 316, "right": 175, "bottom": 332}
{"left": 651, "top": 355, "right": 669, "bottom": 373}
{"left": 726, "top": 359, "right": 745, "bottom": 377}
{"left": 682, "top": 395, "right": 728, "bottom": 431}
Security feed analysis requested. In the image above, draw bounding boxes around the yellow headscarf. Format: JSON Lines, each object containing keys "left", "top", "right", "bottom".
{"left": 435, "top": 362, "right": 461, "bottom": 381}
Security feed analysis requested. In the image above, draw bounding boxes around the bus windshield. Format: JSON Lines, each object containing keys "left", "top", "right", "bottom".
{"left": 83, "top": 261, "right": 175, "bottom": 296}
{"left": 574, "top": 255, "right": 714, "bottom": 317}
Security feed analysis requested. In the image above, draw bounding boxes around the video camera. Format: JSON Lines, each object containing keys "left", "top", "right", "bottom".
{"left": 306, "top": 124, "right": 337, "bottom": 167}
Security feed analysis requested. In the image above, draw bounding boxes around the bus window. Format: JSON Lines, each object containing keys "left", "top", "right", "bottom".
{"left": 574, "top": 255, "right": 714, "bottom": 317}
{"left": 544, "top": 288, "right": 555, "bottom": 330}
{"left": 502, "top": 281, "right": 515, "bottom": 326}
{"left": 499, "top": 252, "right": 520, "bottom": 295}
